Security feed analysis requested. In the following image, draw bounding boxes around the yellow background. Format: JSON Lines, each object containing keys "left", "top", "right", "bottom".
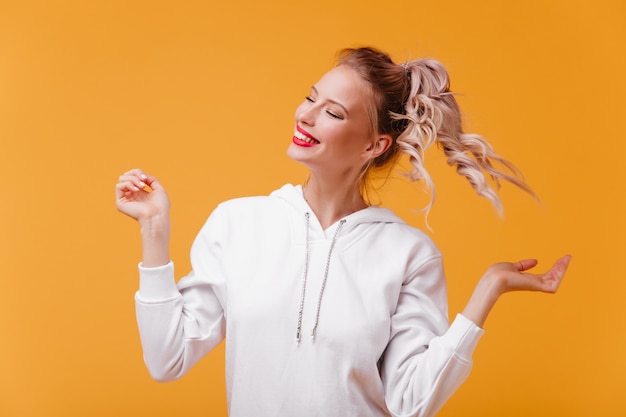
{"left": 1, "top": 0, "right": 624, "bottom": 416}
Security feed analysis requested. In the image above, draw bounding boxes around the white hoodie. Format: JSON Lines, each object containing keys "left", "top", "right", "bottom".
{"left": 135, "top": 184, "right": 484, "bottom": 417}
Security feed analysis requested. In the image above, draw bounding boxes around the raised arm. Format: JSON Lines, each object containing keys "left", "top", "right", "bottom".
{"left": 382, "top": 254, "right": 571, "bottom": 417}
{"left": 116, "top": 168, "right": 170, "bottom": 267}
{"left": 116, "top": 169, "right": 226, "bottom": 381}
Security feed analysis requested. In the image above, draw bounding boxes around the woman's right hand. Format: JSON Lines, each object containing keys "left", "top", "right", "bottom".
{"left": 116, "top": 169, "right": 170, "bottom": 224}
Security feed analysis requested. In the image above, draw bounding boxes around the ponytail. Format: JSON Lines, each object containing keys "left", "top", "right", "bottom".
{"left": 396, "top": 58, "right": 536, "bottom": 216}
{"left": 337, "top": 47, "right": 536, "bottom": 217}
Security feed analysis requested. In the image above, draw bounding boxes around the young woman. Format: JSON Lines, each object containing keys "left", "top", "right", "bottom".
{"left": 116, "top": 47, "right": 570, "bottom": 417}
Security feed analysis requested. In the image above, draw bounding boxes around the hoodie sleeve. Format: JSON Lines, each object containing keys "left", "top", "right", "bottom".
{"left": 134, "top": 205, "right": 228, "bottom": 382}
{"left": 381, "top": 255, "right": 484, "bottom": 417}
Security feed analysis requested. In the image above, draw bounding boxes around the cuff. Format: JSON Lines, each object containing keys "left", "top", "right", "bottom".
{"left": 440, "top": 313, "right": 485, "bottom": 361}
{"left": 136, "top": 261, "right": 180, "bottom": 302}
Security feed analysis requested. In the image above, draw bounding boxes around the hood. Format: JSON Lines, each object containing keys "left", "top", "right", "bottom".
{"left": 269, "top": 183, "right": 407, "bottom": 233}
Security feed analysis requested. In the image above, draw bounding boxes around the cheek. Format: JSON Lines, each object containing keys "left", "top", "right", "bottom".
{"left": 330, "top": 127, "right": 372, "bottom": 157}
{"left": 346, "top": 125, "right": 375, "bottom": 149}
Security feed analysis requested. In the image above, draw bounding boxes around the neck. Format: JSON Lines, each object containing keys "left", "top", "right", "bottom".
{"left": 303, "top": 174, "right": 368, "bottom": 230}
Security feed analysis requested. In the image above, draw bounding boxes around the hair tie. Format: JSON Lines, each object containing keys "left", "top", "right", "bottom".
{"left": 402, "top": 62, "right": 411, "bottom": 83}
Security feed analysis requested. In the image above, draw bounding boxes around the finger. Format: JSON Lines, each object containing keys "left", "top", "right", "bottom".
{"left": 115, "top": 181, "right": 140, "bottom": 198}
{"left": 118, "top": 174, "right": 150, "bottom": 192}
{"left": 515, "top": 259, "right": 538, "bottom": 272}
{"left": 116, "top": 179, "right": 154, "bottom": 197}
{"left": 119, "top": 168, "right": 152, "bottom": 184}
{"left": 547, "top": 255, "right": 572, "bottom": 281}
{"left": 530, "top": 256, "right": 570, "bottom": 294}
{"left": 556, "top": 254, "right": 572, "bottom": 273}
{"left": 142, "top": 173, "right": 159, "bottom": 190}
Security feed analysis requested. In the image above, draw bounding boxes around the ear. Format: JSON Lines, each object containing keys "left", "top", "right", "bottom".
{"left": 365, "top": 134, "right": 393, "bottom": 159}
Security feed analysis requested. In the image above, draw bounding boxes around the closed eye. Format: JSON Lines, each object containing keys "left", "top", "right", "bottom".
{"left": 326, "top": 110, "right": 343, "bottom": 120}
{"left": 305, "top": 92, "right": 343, "bottom": 119}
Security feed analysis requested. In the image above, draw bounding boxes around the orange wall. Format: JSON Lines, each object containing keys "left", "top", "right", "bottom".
{"left": 1, "top": 1, "right": 624, "bottom": 416}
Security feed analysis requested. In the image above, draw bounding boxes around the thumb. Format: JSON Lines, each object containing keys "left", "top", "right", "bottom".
{"left": 515, "top": 259, "right": 538, "bottom": 272}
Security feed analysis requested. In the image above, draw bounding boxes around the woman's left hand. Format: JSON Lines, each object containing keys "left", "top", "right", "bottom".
{"left": 462, "top": 255, "right": 571, "bottom": 327}
{"left": 484, "top": 255, "right": 571, "bottom": 295}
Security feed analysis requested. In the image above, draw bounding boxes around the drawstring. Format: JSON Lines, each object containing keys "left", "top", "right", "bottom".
{"left": 311, "top": 218, "right": 346, "bottom": 338}
{"left": 296, "top": 212, "right": 346, "bottom": 342}
{"left": 296, "top": 213, "right": 311, "bottom": 342}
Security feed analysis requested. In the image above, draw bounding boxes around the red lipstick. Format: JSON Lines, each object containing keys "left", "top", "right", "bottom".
{"left": 292, "top": 125, "right": 320, "bottom": 147}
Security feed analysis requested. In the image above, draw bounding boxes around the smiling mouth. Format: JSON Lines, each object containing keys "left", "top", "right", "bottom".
{"left": 293, "top": 126, "right": 320, "bottom": 146}
{"left": 294, "top": 130, "right": 320, "bottom": 144}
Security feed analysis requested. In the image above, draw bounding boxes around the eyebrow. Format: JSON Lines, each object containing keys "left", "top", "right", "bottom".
{"left": 311, "top": 86, "right": 350, "bottom": 116}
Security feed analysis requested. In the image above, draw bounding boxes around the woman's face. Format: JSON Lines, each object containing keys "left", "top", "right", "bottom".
{"left": 287, "top": 65, "right": 381, "bottom": 180}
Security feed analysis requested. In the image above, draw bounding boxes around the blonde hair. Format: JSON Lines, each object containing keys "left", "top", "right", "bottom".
{"left": 337, "top": 47, "right": 535, "bottom": 216}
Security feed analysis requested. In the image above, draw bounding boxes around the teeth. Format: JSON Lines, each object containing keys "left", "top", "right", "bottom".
{"left": 295, "top": 130, "right": 319, "bottom": 144}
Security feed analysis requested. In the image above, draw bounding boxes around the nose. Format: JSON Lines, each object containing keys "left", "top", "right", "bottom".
{"left": 296, "top": 101, "right": 316, "bottom": 126}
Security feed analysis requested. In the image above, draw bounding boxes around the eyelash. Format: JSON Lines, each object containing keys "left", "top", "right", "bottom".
{"left": 304, "top": 96, "right": 343, "bottom": 120}
{"left": 326, "top": 110, "right": 342, "bottom": 119}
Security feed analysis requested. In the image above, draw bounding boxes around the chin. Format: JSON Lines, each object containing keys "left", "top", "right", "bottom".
{"left": 286, "top": 143, "right": 310, "bottom": 163}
